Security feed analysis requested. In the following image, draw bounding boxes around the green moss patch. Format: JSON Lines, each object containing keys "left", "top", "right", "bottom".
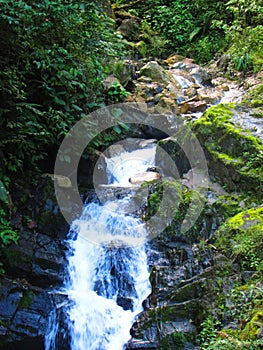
{"left": 144, "top": 179, "right": 206, "bottom": 242}
{"left": 215, "top": 206, "right": 263, "bottom": 271}
{"left": 193, "top": 103, "right": 263, "bottom": 196}
{"left": 242, "top": 84, "right": 263, "bottom": 108}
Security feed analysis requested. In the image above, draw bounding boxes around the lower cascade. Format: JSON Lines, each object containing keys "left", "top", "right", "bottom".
{"left": 45, "top": 141, "right": 156, "bottom": 350}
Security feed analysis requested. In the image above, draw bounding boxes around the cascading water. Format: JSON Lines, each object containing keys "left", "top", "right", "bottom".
{"left": 46, "top": 141, "right": 156, "bottom": 350}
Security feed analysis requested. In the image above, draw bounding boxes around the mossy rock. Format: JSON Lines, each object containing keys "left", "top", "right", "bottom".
{"left": 19, "top": 290, "right": 36, "bottom": 309}
{"left": 160, "top": 331, "right": 187, "bottom": 350}
{"left": 242, "top": 84, "right": 263, "bottom": 108}
{"left": 193, "top": 103, "right": 263, "bottom": 196}
{"left": 143, "top": 179, "right": 206, "bottom": 243}
{"left": 241, "top": 310, "right": 263, "bottom": 341}
{"left": 215, "top": 206, "right": 263, "bottom": 271}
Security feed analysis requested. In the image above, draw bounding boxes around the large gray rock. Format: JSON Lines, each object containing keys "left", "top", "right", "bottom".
{"left": 140, "top": 61, "right": 181, "bottom": 88}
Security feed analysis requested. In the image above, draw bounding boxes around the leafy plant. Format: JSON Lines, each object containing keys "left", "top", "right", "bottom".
{"left": 161, "top": 331, "right": 186, "bottom": 349}
{"left": 0, "top": 209, "right": 19, "bottom": 275}
{"left": 107, "top": 82, "right": 130, "bottom": 103}
{"left": 198, "top": 315, "right": 221, "bottom": 348}
{"left": 0, "top": 0, "right": 122, "bottom": 179}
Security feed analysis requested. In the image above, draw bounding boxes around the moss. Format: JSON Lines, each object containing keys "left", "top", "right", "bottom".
{"left": 242, "top": 84, "right": 263, "bottom": 108}
{"left": 160, "top": 332, "right": 187, "bottom": 350}
{"left": 211, "top": 194, "right": 247, "bottom": 222}
{"left": 19, "top": 290, "right": 35, "bottom": 309}
{"left": 241, "top": 310, "right": 263, "bottom": 340}
{"left": 144, "top": 179, "right": 206, "bottom": 242}
{"left": 135, "top": 40, "right": 147, "bottom": 57}
{"left": 193, "top": 103, "right": 263, "bottom": 196}
{"left": 215, "top": 207, "right": 263, "bottom": 271}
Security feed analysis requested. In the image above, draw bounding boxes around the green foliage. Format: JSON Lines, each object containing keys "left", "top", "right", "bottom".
{"left": 226, "top": 284, "right": 263, "bottom": 324}
{"left": 139, "top": 21, "right": 168, "bottom": 58}
{"left": 200, "top": 283, "right": 263, "bottom": 349}
{"left": 204, "top": 338, "right": 263, "bottom": 349}
{"left": 198, "top": 315, "right": 221, "bottom": 348}
{"left": 225, "top": 0, "right": 263, "bottom": 72}
{"left": 0, "top": 0, "right": 122, "bottom": 179}
{"left": 160, "top": 331, "right": 186, "bottom": 349}
{"left": 106, "top": 82, "right": 130, "bottom": 103}
{"left": 242, "top": 84, "right": 263, "bottom": 108}
{"left": 0, "top": 181, "right": 9, "bottom": 205}
{"left": 114, "top": 0, "right": 263, "bottom": 66}
{"left": 216, "top": 207, "right": 263, "bottom": 272}
{"left": 0, "top": 208, "right": 19, "bottom": 274}
{"left": 114, "top": 0, "right": 229, "bottom": 62}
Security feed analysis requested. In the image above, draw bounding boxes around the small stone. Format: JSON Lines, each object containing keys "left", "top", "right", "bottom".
{"left": 137, "top": 76, "right": 152, "bottom": 83}
{"left": 129, "top": 171, "right": 161, "bottom": 184}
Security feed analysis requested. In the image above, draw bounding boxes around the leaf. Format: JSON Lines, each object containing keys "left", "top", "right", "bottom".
{"left": 189, "top": 27, "right": 202, "bottom": 42}
{"left": 72, "top": 104, "right": 83, "bottom": 111}
{"left": 0, "top": 181, "right": 9, "bottom": 204}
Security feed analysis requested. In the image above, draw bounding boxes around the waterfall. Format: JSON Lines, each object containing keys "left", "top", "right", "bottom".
{"left": 46, "top": 141, "right": 156, "bottom": 350}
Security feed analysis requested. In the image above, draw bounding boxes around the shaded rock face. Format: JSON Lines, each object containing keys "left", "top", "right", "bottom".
{"left": 126, "top": 237, "right": 224, "bottom": 349}
{"left": 0, "top": 278, "right": 54, "bottom": 348}
{"left": 0, "top": 175, "right": 71, "bottom": 349}
{"left": 3, "top": 230, "right": 67, "bottom": 287}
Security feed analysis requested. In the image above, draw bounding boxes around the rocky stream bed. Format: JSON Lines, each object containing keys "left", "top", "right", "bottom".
{"left": 0, "top": 55, "right": 263, "bottom": 350}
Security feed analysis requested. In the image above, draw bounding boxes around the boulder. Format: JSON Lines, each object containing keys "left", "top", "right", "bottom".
{"left": 197, "top": 87, "right": 223, "bottom": 104}
{"left": 177, "top": 100, "right": 207, "bottom": 114}
{"left": 193, "top": 103, "right": 263, "bottom": 194}
{"left": 164, "top": 54, "right": 185, "bottom": 66}
{"left": 117, "top": 18, "right": 141, "bottom": 41}
{"left": 140, "top": 61, "right": 181, "bottom": 88}
{"left": 156, "top": 96, "right": 177, "bottom": 113}
{"left": 189, "top": 66, "right": 212, "bottom": 86}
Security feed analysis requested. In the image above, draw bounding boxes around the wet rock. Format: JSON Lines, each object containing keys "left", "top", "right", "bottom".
{"left": 156, "top": 96, "right": 177, "bottom": 113}
{"left": 3, "top": 230, "right": 66, "bottom": 287}
{"left": 197, "top": 87, "right": 223, "bottom": 104}
{"left": 165, "top": 54, "right": 185, "bottom": 66}
{"left": 190, "top": 66, "right": 212, "bottom": 86}
{"left": 0, "top": 278, "right": 55, "bottom": 347}
{"left": 126, "top": 339, "right": 158, "bottom": 349}
{"left": 137, "top": 76, "right": 153, "bottom": 83}
{"left": 129, "top": 171, "right": 161, "bottom": 185}
{"left": 177, "top": 100, "right": 207, "bottom": 114}
{"left": 117, "top": 296, "right": 134, "bottom": 311}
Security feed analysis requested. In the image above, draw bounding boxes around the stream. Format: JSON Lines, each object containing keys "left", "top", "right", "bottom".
{"left": 45, "top": 142, "right": 157, "bottom": 350}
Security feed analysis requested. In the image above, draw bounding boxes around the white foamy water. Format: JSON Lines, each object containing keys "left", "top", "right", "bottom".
{"left": 46, "top": 143, "right": 155, "bottom": 350}
{"left": 106, "top": 144, "right": 156, "bottom": 186}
